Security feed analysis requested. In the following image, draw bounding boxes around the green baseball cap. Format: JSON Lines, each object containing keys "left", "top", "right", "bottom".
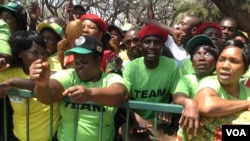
{"left": 186, "top": 35, "right": 215, "bottom": 54}
{"left": 0, "top": 1, "right": 26, "bottom": 14}
{"left": 0, "top": 19, "right": 11, "bottom": 56}
{"left": 37, "top": 22, "right": 64, "bottom": 38}
{"left": 65, "top": 36, "right": 103, "bottom": 56}
{"left": 237, "top": 30, "right": 249, "bottom": 40}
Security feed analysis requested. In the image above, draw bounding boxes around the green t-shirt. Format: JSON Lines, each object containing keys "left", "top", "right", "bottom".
{"left": 180, "top": 58, "right": 195, "bottom": 76}
{"left": 174, "top": 73, "right": 200, "bottom": 141}
{"left": 174, "top": 74, "right": 216, "bottom": 140}
{"left": 0, "top": 19, "right": 11, "bottom": 56}
{"left": 174, "top": 73, "right": 199, "bottom": 99}
{"left": 123, "top": 56, "right": 180, "bottom": 119}
{"left": 177, "top": 75, "right": 250, "bottom": 141}
{"left": 51, "top": 69, "right": 124, "bottom": 141}
{"left": 241, "top": 66, "right": 250, "bottom": 83}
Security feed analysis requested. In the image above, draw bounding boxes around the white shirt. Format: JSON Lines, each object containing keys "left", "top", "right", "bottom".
{"left": 165, "top": 35, "right": 189, "bottom": 67}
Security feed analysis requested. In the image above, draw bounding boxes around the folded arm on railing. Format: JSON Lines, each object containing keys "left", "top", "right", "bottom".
{"left": 6, "top": 88, "right": 183, "bottom": 114}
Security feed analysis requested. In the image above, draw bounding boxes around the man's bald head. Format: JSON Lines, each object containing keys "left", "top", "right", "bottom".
{"left": 175, "top": 15, "right": 202, "bottom": 45}
{"left": 185, "top": 15, "right": 202, "bottom": 28}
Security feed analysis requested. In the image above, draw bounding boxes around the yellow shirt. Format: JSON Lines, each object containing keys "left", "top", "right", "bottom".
{"left": 0, "top": 59, "right": 61, "bottom": 141}
{"left": 119, "top": 49, "right": 129, "bottom": 63}
{"left": 48, "top": 56, "right": 62, "bottom": 72}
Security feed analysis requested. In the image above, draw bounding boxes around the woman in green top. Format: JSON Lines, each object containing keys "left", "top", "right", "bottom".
{"left": 194, "top": 39, "right": 250, "bottom": 141}
{"left": 29, "top": 35, "right": 128, "bottom": 141}
{"left": 173, "top": 35, "right": 218, "bottom": 140}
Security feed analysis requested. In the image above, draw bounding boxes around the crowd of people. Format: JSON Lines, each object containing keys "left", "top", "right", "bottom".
{"left": 1, "top": 1, "right": 250, "bottom": 141}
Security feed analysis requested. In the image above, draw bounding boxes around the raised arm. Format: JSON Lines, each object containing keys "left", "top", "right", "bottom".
{"left": 30, "top": 59, "right": 128, "bottom": 106}
{"left": 195, "top": 88, "right": 250, "bottom": 117}
{"left": 30, "top": 59, "right": 64, "bottom": 104}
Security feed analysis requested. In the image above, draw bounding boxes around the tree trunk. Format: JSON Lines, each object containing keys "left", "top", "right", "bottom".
{"left": 146, "top": 0, "right": 155, "bottom": 19}
{"left": 211, "top": 0, "right": 250, "bottom": 35}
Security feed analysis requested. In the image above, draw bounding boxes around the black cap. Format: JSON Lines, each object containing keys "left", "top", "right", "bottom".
{"left": 108, "top": 25, "right": 123, "bottom": 37}
{"left": 64, "top": 36, "right": 103, "bottom": 56}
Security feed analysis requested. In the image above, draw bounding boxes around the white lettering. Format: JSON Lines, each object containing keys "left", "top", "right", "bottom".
{"left": 232, "top": 129, "right": 239, "bottom": 136}
{"left": 226, "top": 129, "right": 232, "bottom": 136}
{"left": 226, "top": 129, "right": 246, "bottom": 136}
{"left": 240, "top": 129, "right": 246, "bottom": 136}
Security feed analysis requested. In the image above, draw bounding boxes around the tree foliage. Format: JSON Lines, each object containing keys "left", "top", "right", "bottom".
{"left": 171, "top": 0, "right": 223, "bottom": 24}
{"left": 1, "top": 0, "right": 250, "bottom": 36}
{"left": 211, "top": 0, "right": 250, "bottom": 36}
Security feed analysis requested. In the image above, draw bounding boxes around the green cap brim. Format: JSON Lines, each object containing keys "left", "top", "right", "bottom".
{"left": 186, "top": 35, "right": 214, "bottom": 54}
{"left": 0, "top": 5, "right": 18, "bottom": 13}
{"left": 64, "top": 47, "right": 92, "bottom": 56}
{"left": 237, "top": 30, "right": 249, "bottom": 40}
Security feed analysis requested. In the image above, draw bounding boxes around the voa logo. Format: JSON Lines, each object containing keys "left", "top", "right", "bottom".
{"left": 226, "top": 129, "right": 246, "bottom": 136}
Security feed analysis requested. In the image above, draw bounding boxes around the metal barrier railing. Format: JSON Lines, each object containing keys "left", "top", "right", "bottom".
{"left": 3, "top": 88, "right": 183, "bottom": 141}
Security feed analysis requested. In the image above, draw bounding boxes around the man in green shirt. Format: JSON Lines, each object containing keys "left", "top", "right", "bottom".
{"left": 123, "top": 24, "right": 181, "bottom": 140}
